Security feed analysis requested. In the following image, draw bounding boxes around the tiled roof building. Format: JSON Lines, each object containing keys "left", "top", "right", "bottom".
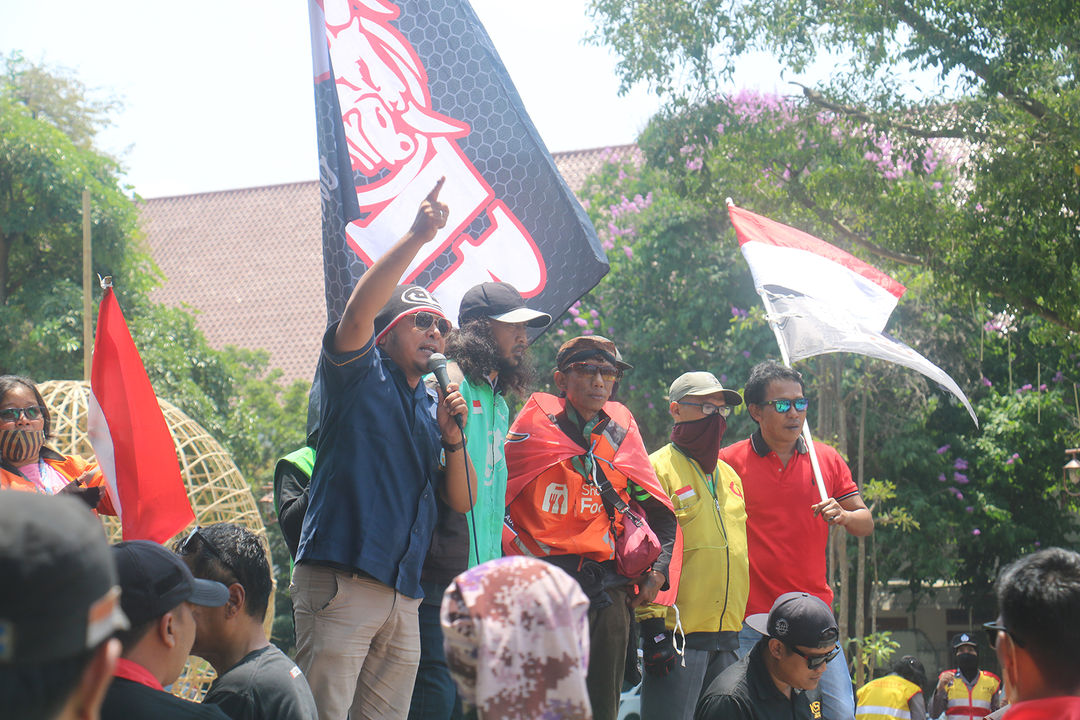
{"left": 139, "top": 145, "right": 637, "bottom": 384}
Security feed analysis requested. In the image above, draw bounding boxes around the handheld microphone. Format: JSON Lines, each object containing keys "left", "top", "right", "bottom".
{"left": 427, "top": 353, "right": 464, "bottom": 429}
{"left": 428, "top": 352, "right": 479, "bottom": 566}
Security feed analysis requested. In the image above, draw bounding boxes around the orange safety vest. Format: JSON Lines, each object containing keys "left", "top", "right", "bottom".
{"left": 504, "top": 393, "right": 682, "bottom": 606}
{"left": 509, "top": 450, "right": 628, "bottom": 562}
{"left": 0, "top": 450, "right": 115, "bottom": 515}
{"left": 856, "top": 674, "right": 922, "bottom": 720}
{"left": 941, "top": 670, "right": 1000, "bottom": 719}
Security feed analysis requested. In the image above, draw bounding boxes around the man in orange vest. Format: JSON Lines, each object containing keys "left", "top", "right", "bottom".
{"left": 930, "top": 633, "right": 1003, "bottom": 719}
{"left": 504, "top": 335, "right": 679, "bottom": 720}
{"left": 856, "top": 655, "right": 927, "bottom": 720}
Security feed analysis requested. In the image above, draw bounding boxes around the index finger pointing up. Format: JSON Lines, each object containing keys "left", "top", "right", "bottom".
{"left": 427, "top": 176, "right": 446, "bottom": 202}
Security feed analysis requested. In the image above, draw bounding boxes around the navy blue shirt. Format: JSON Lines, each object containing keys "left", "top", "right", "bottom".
{"left": 296, "top": 322, "right": 443, "bottom": 598}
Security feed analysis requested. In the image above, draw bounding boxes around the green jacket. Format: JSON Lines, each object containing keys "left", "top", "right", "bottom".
{"left": 457, "top": 369, "right": 510, "bottom": 566}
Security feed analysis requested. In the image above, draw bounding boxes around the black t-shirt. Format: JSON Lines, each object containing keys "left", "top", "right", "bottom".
{"left": 203, "top": 645, "right": 318, "bottom": 720}
{"left": 695, "top": 640, "right": 823, "bottom": 720}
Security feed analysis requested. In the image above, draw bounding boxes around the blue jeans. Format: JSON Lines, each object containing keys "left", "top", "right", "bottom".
{"left": 407, "top": 585, "right": 463, "bottom": 720}
{"left": 641, "top": 647, "right": 737, "bottom": 720}
{"left": 737, "top": 622, "right": 855, "bottom": 719}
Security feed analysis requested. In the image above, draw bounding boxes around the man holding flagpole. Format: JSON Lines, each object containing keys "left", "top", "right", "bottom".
{"left": 720, "top": 360, "right": 873, "bottom": 719}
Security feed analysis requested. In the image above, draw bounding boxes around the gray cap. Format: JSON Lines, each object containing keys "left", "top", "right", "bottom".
{"left": 0, "top": 493, "right": 130, "bottom": 664}
{"left": 668, "top": 371, "right": 742, "bottom": 406}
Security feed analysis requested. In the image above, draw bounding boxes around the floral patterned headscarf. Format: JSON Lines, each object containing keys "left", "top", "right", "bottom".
{"left": 441, "top": 556, "right": 592, "bottom": 720}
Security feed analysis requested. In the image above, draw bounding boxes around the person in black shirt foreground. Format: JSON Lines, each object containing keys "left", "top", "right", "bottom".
{"left": 176, "top": 523, "right": 318, "bottom": 720}
{"left": 696, "top": 592, "right": 839, "bottom": 720}
{"left": 102, "top": 540, "right": 230, "bottom": 720}
{"left": 0, "top": 492, "right": 130, "bottom": 720}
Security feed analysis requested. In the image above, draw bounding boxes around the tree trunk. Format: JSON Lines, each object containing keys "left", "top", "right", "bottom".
{"left": 0, "top": 233, "right": 10, "bottom": 305}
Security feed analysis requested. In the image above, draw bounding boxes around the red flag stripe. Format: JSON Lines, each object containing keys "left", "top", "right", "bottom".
{"left": 89, "top": 287, "right": 193, "bottom": 543}
{"left": 728, "top": 204, "right": 906, "bottom": 299}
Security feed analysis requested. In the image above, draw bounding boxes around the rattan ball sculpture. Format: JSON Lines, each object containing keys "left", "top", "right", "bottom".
{"left": 38, "top": 380, "right": 274, "bottom": 700}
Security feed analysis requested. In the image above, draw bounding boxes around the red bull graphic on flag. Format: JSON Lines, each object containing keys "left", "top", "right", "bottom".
{"left": 309, "top": 0, "right": 608, "bottom": 328}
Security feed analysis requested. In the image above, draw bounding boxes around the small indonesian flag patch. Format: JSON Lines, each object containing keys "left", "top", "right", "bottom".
{"left": 675, "top": 486, "right": 696, "bottom": 502}
{"left": 471, "top": 400, "right": 483, "bottom": 413}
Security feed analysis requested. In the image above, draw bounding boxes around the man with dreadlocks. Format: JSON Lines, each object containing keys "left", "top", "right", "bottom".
{"left": 408, "top": 281, "right": 551, "bottom": 720}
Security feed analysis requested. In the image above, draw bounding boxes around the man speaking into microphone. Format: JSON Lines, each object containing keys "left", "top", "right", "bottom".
{"left": 292, "top": 179, "right": 476, "bottom": 720}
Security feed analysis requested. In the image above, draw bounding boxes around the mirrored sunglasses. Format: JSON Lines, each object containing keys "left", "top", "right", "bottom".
{"left": 763, "top": 397, "right": 809, "bottom": 413}
{"left": 0, "top": 405, "right": 45, "bottom": 422}
{"left": 412, "top": 311, "right": 452, "bottom": 335}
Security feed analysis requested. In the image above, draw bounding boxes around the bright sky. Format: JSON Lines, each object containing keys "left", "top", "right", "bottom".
{"left": 1, "top": 0, "right": 800, "bottom": 199}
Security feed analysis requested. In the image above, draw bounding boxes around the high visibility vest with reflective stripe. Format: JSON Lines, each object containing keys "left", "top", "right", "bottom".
{"left": 943, "top": 670, "right": 1000, "bottom": 719}
{"left": 856, "top": 674, "right": 922, "bottom": 720}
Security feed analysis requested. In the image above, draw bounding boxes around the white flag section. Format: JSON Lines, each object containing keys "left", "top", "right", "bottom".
{"left": 728, "top": 201, "right": 978, "bottom": 426}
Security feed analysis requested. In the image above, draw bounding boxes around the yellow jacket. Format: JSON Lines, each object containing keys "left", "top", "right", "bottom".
{"left": 856, "top": 674, "right": 923, "bottom": 720}
{"left": 637, "top": 443, "right": 748, "bottom": 633}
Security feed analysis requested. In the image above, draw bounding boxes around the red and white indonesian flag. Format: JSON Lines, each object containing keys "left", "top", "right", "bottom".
{"left": 89, "top": 285, "right": 194, "bottom": 542}
{"left": 728, "top": 202, "right": 977, "bottom": 425}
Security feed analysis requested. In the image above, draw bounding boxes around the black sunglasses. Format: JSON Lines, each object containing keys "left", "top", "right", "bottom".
{"left": 412, "top": 311, "right": 452, "bottom": 335}
{"left": 983, "top": 619, "right": 1025, "bottom": 648}
{"left": 181, "top": 526, "right": 238, "bottom": 577}
{"left": 790, "top": 644, "right": 841, "bottom": 669}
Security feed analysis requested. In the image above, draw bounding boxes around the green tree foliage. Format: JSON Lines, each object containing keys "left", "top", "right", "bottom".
{"left": 0, "top": 54, "right": 308, "bottom": 644}
{"left": 562, "top": 144, "right": 1080, "bottom": 618}
{"left": 587, "top": 0, "right": 1080, "bottom": 331}
{"left": 0, "top": 54, "right": 154, "bottom": 367}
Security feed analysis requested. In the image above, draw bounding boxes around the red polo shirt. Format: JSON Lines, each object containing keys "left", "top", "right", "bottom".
{"left": 1004, "top": 697, "right": 1080, "bottom": 719}
{"left": 719, "top": 431, "right": 858, "bottom": 616}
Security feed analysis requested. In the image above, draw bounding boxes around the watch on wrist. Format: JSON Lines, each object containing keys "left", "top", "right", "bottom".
{"left": 442, "top": 438, "right": 465, "bottom": 452}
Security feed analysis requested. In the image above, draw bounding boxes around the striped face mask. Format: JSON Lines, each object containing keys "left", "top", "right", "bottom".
{"left": 0, "top": 428, "right": 45, "bottom": 465}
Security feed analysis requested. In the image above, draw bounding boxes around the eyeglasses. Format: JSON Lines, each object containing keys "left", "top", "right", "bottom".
{"left": 983, "top": 619, "right": 1025, "bottom": 648}
{"left": 0, "top": 405, "right": 45, "bottom": 422}
{"left": 565, "top": 362, "right": 622, "bottom": 382}
{"left": 412, "top": 311, "right": 452, "bottom": 335}
{"left": 790, "top": 644, "right": 841, "bottom": 669}
{"left": 180, "top": 526, "right": 238, "bottom": 578}
{"left": 761, "top": 397, "right": 809, "bottom": 413}
{"left": 679, "top": 401, "right": 732, "bottom": 417}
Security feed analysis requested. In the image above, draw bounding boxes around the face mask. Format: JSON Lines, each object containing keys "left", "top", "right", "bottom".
{"left": 670, "top": 413, "right": 726, "bottom": 473}
{"left": 0, "top": 427, "right": 45, "bottom": 465}
{"left": 956, "top": 652, "right": 979, "bottom": 681}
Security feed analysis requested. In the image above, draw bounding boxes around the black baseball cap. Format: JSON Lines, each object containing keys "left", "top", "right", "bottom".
{"left": 0, "top": 492, "right": 130, "bottom": 664}
{"left": 765, "top": 592, "right": 839, "bottom": 649}
{"left": 373, "top": 284, "right": 448, "bottom": 343}
{"left": 952, "top": 632, "right": 977, "bottom": 650}
{"left": 457, "top": 282, "right": 551, "bottom": 328}
{"left": 112, "top": 540, "right": 229, "bottom": 625}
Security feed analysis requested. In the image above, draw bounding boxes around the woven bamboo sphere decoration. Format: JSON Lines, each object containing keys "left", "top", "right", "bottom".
{"left": 37, "top": 379, "right": 275, "bottom": 699}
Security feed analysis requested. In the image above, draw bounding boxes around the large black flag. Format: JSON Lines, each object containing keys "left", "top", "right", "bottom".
{"left": 309, "top": 0, "right": 608, "bottom": 330}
